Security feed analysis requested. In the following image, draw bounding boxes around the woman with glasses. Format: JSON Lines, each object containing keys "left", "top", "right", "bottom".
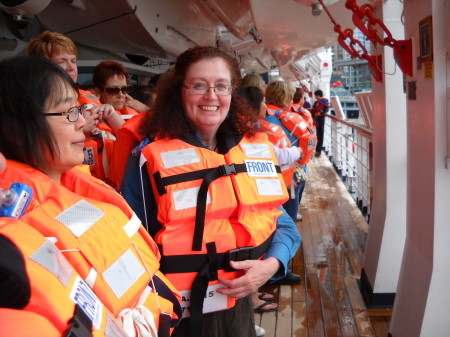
{"left": 121, "top": 46, "right": 300, "bottom": 337}
{"left": 0, "top": 56, "right": 182, "bottom": 335}
{"left": 93, "top": 60, "right": 150, "bottom": 119}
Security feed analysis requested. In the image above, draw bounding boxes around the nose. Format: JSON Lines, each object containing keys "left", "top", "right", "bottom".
{"left": 76, "top": 112, "right": 87, "bottom": 129}
{"left": 204, "top": 86, "right": 218, "bottom": 98}
{"left": 65, "top": 61, "right": 76, "bottom": 72}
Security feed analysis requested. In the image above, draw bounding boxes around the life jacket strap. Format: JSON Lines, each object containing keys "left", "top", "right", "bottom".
{"left": 149, "top": 274, "right": 182, "bottom": 329}
{"left": 64, "top": 304, "right": 93, "bottom": 337}
{"left": 159, "top": 232, "right": 274, "bottom": 274}
{"left": 188, "top": 242, "right": 217, "bottom": 337}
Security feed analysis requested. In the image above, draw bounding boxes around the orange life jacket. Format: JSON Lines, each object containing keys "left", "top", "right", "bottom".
{"left": 0, "top": 222, "right": 128, "bottom": 337}
{"left": 267, "top": 105, "right": 317, "bottom": 165}
{"left": 0, "top": 160, "right": 182, "bottom": 335}
{"left": 107, "top": 113, "right": 144, "bottom": 190}
{"left": 291, "top": 103, "right": 315, "bottom": 132}
{"left": 259, "top": 119, "right": 295, "bottom": 187}
{"left": 0, "top": 309, "right": 61, "bottom": 337}
{"left": 141, "top": 132, "right": 287, "bottom": 321}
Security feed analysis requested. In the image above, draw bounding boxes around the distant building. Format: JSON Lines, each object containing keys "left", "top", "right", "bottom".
{"left": 331, "top": 28, "right": 372, "bottom": 96}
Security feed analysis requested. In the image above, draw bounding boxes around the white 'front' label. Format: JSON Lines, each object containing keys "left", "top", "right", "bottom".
{"left": 245, "top": 160, "right": 278, "bottom": 177}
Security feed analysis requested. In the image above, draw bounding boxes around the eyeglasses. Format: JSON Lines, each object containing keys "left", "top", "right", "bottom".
{"left": 183, "top": 82, "right": 233, "bottom": 96}
{"left": 44, "top": 104, "right": 87, "bottom": 122}
{"left": 103, "top": 85, "right": 132, "bottom": 95}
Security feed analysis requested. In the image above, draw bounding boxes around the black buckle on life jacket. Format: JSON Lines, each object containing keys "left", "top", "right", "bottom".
{"left": 64, "top": 305, "right": 93, "bottom": 337}
{"left": 224, "top": 246, "right": 254, "bottom": 272}
{"left": 219, "top": 164, "right": 237, "bottom": 176}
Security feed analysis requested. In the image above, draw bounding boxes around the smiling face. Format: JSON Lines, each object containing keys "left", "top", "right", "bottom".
{"left": 99, "top": 74, "right": 127, "bottom": 111}
{"left": 44, "top": 83, "right": 86, "bottom": 181}
{"left": 50, "top": 51, "right": 78, "bottom": 83}
{"left": 181, "top": 57, "right": 232, "bottom": 137}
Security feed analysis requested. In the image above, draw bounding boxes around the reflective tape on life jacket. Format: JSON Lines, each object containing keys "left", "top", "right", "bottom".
{"left": 78, "top": 89, "right": 102, "bottom": 107}
{"left": 0, "top": 221, "right": 128, "bottom": 337}
{"left": 0, "top": 160, "right": 182, "bottom": 335}
{"left": 291, "top": 103, "right": 315, "bottom": 131}
{"left": 140, "top": 133, "right": 286, "bottom": 329}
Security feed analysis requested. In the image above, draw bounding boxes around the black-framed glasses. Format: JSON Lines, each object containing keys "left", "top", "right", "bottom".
{"left": 103, "top": 85, "right": 132, "bottom": 95}
{"left": 182, "top": 82, "right": 233, "bottom": 96}
{"left": 44, "top": 104, "right": 87, "bottom": 122}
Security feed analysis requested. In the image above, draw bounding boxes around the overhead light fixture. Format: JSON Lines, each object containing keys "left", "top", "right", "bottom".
{"left": 312, "top": 3, "right": 323, "bottom": 16}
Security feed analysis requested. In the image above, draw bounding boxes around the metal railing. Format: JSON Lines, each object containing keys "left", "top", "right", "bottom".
{"left": 323, "top": 114, "right": 373, "bottom": 221}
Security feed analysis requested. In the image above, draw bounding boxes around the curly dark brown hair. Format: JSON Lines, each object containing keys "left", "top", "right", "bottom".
{"left": 139, "top": 46, "right": 258, "bottom": 140}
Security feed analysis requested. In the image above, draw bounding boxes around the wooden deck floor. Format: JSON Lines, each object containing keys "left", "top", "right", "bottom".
{"left": 255, "top": 155, "right": 392, "bottom": 337}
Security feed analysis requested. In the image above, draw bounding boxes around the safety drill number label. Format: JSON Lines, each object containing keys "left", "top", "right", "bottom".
{"left": 179, "top": 283, "right": 228, "bottom": 318}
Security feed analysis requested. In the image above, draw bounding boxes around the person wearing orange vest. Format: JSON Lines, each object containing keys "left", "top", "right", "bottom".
{"left": 107, "top": 67, "right": 175, "bottom": 191}
{"left": 91, "top": 60, "right": 154, "bottom": 186}
{"left": 264, "top": 81, "right": 316, "bottom": 285}
{"left": 0, "top": 56, "right": 182, "bottom": 336}
{"left": 235, "top": 86, "right": 301, "bottom": 191}
{"left": 28, "top": 31, "right": 125, "bottom": 182}
{"left": 291, "top": 87, "right": 316, "bottom": 222}
{"left": 121, "top": 47, "right": 300, "bottom": 337}
{"left": 92, "top": 60, "right": 149, "bottom": 120}
{"left": 291, "top": 87, "right": 315, "bottom": 132}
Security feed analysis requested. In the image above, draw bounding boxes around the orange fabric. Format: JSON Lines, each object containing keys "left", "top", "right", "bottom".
{"left": 142, "top": 133, "right": 286, "bottom": 309}
{"left": 0, "top": 223, "right": 127, "bottom": 337}
{"left": 291, "top": 103, "right": 315, "bottom": 131}
{"left": 267, "top": 105, "right": 317, "bottom": 165}
{"left": 107, "top": 113, "right": 144, "bottom": 189}
{"left": 83, "top": 137, "right": 105, "bottom": 180}
{"left": 0, "top": 160, "right": 182, "bottom": 330}
{"left": 78, "top": 88, "right": 101, "bottom": 107}
{"left": 0, "top": 309, "right": 61, "bottom": 337}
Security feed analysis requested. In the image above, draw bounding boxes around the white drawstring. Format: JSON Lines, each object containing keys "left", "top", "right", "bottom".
{"left": 117, "top": 242, "right": 165, "bottom": 337}
{"left": 118, "top": 305, "right": 157, "bottom": 337}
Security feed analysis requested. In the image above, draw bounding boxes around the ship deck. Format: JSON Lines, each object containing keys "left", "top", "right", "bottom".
{"left": 255, "top": 154, "right": 392, "bottom": 337}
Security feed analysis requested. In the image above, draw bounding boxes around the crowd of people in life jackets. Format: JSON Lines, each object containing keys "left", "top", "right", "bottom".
{"left": 0, "top": 30, "right": 329, "bottom": 337}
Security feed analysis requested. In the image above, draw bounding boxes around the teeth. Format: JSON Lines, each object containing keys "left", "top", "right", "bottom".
{"left": 200, "top": 106, "right": 218, "bottom": 111}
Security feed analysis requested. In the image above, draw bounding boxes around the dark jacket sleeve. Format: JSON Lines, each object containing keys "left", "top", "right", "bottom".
{"left": 120, "top": 140, "right": 162, "bottom": 237}
{"left": 0, "top": 234, "right": 31, "bottom": 309}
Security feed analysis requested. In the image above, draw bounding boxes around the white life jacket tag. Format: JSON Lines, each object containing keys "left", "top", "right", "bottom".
{"left": 179, "top": 283, "right": 228, "bottom": 318}
{"left": 245, "top": 160, "right": 278, "bottom": 178}
{"left": 83, "top": 147, "right": 95, "bottom": 166}
{"left": 70, "top": 275, "right": 103, "bottom": 330}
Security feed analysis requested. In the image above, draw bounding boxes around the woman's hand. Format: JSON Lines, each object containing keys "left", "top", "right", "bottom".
{"left": 82, "top": 108, "right": 99, "bottom": 133}
{"left": 125, "top": 94, "right": 150, "bottom": 112}
{"left": 92, "top": 104, "right": 115, "bottom": 122}
{"left": 216, "top": 257, "right": 280, "bottom": 299}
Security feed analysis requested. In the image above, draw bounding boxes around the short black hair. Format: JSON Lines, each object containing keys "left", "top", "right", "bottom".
{"left": 314, "top": 89, "right": 323, "bottom": 97}
{"left": 235, "top": 86, "right": 264, "bottom": 113}
{"left": 0, "top": 56, "right": 78, "bottom": 172}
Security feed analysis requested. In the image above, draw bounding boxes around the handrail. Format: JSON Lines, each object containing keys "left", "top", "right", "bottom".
{"left": 326, "top": 114, "right": 373, "bottom": 139}
{"left": 323, "top": 114, "right": 373, "bottom": 221}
